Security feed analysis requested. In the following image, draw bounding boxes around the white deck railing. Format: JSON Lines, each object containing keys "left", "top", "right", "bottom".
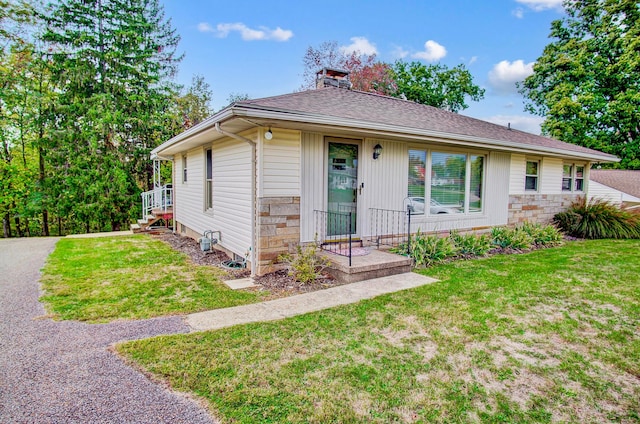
{"left": 141, "top": 185, "right": 173, "bottom": 219}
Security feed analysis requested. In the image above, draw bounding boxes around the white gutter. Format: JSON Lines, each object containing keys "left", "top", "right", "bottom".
{"left": 232, "top": 105, "right": 619, "bottom": 163}
{"left": 151, "top": 109, "right": 234, "bottom": 156}
{"left": 214, "top": 122, "right": 258, "bottom": 277}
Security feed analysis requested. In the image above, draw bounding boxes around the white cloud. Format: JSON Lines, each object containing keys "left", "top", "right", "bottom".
{"left": 488, "top": 59, "right": 535, "bottom": 94}
{"left": 339, "top": 37, "right": 378, "bottom": 56}
{"left": 198, "top": 22, "right": 293, "bottom": 41}
{"left": 512, "top": 7, "right": 524, "bottom": 18}
{"left": 412, "top": 40, "right": 447, "bottom": 62}
{"left": 484, "top": 114, "right": 544, "bottom": 135}
{"left": 515, "top": 0, "right": 564, "bottom": 11}
{"left": 391, "top": 45, "right": 409, "bottom": 59}
{"left": 469, "top": 56, "right": 478, "bottom": 65}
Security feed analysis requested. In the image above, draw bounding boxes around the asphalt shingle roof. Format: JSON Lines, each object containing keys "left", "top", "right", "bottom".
{"left": 590, "top": 170, "right": 640, "bottom": 198}
{"left": 238, "top": 87, "right": 616, "bottom": 160}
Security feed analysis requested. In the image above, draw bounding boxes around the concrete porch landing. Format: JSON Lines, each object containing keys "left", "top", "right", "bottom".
{"left": 321, "top": 248, "right": 413, "bottom": 283}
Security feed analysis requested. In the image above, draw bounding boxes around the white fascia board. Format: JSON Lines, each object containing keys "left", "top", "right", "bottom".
{"left": 233, "top": 106, "right": 619, "bottom": 163}
{"left": 151, "top": 108, "right": 234, "bottom": 157}
{"left": 152, "top": 104, "right": 619, "bottom": 163}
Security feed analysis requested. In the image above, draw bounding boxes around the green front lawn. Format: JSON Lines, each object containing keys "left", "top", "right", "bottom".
{"left": 40, "top": 235, "right": 264, "bottom": 323}
{"left": 118, "top": 240, "right": 640, "bottom": 423}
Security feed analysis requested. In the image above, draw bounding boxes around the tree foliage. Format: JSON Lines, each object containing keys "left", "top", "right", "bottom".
{"left": 176, "top": 73, "right": 213, "bottom": 128}
{"left": 301, "top": 40, "right": 484, "bottom": 111}
{"left": 40, "top": 0, "right": 183, "bottom": 231}
{"left": 520, "top": 0, "right": 640, "bottom": 168}
{"left": 391, "top": 61, "right": 485, "bottom": 113}
{"left": 0, "top": 0, "right": 187, "bottom": 237}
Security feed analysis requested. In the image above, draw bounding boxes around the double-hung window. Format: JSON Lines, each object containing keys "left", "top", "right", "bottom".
{"left": 205, "top": 148, "right": 213, "bottom": 210}
{"left": 525, "top": 160, "right": 539, "bottom": 191}
{"left": 407, "top": 149, "right": 484, "bottom": 215}
{"left": 562, "top": 163, "right": 585, "bottom": 192}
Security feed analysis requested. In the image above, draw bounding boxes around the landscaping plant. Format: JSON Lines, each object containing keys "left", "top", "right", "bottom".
{"left": 554, "top": 198, "right": 640, "bottom": 239}
{"left": 278, "top": 243, "right": 331, "bottom": 284}
{"left": 490, "top": 226, "right": 535, "bottom": 250}
{"left": 520, "top": 221, "right": 564, "bottom": 246}
{"left": 407, "top": 231, "right": 458, "bottom": 267}
{"left": 449, "top": 230, "right": 492, "bottom": 256}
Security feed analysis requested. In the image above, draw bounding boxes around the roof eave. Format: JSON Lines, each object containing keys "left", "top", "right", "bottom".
{"left": 153, "top": 103, "right": 619, "bottom": 164}
{"left": 233, "top": 104, "right": 620, "bottom": 163}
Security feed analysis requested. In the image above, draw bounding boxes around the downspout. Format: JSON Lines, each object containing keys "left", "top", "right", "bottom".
{"left": 214, "top": 122, "right": 258, "bottom": 277}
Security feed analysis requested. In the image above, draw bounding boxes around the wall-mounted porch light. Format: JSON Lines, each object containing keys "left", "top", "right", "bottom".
{"left": 373, "top": 143, "right": 383, "bottom": 160}
{"left": 264, "top": 127, "right": 273, "bottom": 140}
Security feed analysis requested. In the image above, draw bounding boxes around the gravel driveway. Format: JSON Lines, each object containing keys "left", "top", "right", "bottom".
{"left": 0, "top": 237, "right": 215, "bottom": 424}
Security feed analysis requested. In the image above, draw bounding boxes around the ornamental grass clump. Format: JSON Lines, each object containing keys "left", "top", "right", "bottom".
{"left": 553, "top": 198, "right": 640, "bottom": 239}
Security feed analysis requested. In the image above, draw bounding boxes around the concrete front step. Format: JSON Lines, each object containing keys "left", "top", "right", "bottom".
{"left": 322, "top": 249, "right": 413, "bottom": 283}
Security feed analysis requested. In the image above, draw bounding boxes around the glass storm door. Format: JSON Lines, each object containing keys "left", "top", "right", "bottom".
{"left": 327, "top": 141, "right": 358, "bottom": 236}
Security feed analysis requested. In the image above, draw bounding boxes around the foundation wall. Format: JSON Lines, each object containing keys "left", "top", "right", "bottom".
{"left": 508, "top": 194, "right": 583, "bottom": 225}
{"left": 256, "top": 196, "right": 301, "bottom": 275}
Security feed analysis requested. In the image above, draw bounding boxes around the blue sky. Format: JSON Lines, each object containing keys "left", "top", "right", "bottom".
{"left": 162, "top": 0, "right": 566, "bottom": 135}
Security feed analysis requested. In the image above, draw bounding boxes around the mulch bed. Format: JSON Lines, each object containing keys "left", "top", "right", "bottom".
{"left": 152, "top": 232, "right": 340, "bottom": 296}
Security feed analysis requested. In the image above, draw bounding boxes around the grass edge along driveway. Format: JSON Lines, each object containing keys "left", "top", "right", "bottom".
{"left": 39, "top": 235, "right": 264, "bottom": 323}
{"left": 117, "top": 239, "right": 640, "bottom": 423}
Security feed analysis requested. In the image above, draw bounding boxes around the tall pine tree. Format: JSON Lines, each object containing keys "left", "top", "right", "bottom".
{"left": 41, "top": 0, "right": 181, "bottom": 232}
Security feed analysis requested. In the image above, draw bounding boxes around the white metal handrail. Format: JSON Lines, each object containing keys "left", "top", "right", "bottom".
{"left": 141, "top": 185, "right": 173, "bottom": 218}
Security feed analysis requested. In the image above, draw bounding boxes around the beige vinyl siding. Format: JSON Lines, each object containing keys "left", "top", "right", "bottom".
{"left": 540, "top": 157, "right": 563, "bottom": 194}
{"left": 211, "top": 138, "right": 253, "bottom": 256}
{"left": 360, "top": 138, "right": 407, "bottom": 237}
{"left": 260, "top": 129, "right": 301, "bottom": 197}
{"left": 173, "top": 139, "right": 253, "bottom": 259}
{"left": 588, "top": 181, "right": 624, "bottom": 205}
{"left": 174, "top": 148, "right": 209, "bottom": 232}
{"left": 509, "top": 153, "right": 526, "bottom": 195}
{"left": 484, "top": 152, "right": 511, "bottom": 225}
{"left": 300, "top": 132, "right": 324, "bottom": 242}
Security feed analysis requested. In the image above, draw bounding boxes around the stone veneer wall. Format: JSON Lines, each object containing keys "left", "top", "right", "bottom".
{"left": 508, "top": 194, "right": 583, "bottom": 225}
{"left": 256, "top": 196, "right": 300, "bottom": 275}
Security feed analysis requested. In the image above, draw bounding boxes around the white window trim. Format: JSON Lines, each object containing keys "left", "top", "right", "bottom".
{"left": 525, "top": 159, "right": 540, "bottom": 192}
{"left": 407, "top": 148, "right": 486, "bottom": 216}
{"left": 563, "top": 162, "right": 586, "bottom": 192}
{"left": 204, "top": 147, "right": 213, "bottom": 212}
{"left": 182, "top": 155, "right": 187, "bottom": 183}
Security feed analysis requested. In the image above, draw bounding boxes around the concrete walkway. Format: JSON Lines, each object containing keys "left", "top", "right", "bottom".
{"left": 187, "top": 272, "right": 438, "bottom": 331}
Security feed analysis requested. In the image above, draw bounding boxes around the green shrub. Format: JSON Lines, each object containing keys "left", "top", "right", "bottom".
{"left": 449, "top": 230, "right": 492, "bottom": 256}
{"left": 520, "top": 222, "right": 564, "bottom": 246}
{"left": 491, "top": 226, "right": 534, "bottom": 250}
{"left": 407, "top": 231, "right": 458, "bottom": 268}
{"left": 553, "top": 198, "right": 640, "bottom": 239}
{"left": 278, "top": 243, "right": 330, "bottom": 284}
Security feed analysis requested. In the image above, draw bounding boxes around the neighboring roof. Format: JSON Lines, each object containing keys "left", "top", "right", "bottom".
{"left": 153, "top": 86, "right": 618, "bottom": 162}
{"left": 590, "top": 170, "right": 640, "bottom": 199}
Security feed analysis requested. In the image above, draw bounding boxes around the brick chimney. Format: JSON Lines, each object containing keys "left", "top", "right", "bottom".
{"left": 316, "top": 67, "right": 352, "bottom": 89}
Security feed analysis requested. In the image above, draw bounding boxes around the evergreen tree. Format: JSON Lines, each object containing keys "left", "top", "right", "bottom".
{"left": 41, "top": 0, "right": 182, "bottom": 231}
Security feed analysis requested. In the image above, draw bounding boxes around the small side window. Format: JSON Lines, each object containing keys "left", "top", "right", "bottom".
{"left": 525, "top": 160, "right": 539, "bottom": 191}
{"left": 182, "top": 156, "right": 188, "bottom": 183}
{"left": 205, "top": 149, "right": 213, "bottom": 210}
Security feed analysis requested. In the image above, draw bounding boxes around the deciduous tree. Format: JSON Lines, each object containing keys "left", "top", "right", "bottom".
{"left": 391, "top": 61, "right": 485, "bottom": 112}
{"left": 520, "top": 0, "right": 640, "bottom": 168}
